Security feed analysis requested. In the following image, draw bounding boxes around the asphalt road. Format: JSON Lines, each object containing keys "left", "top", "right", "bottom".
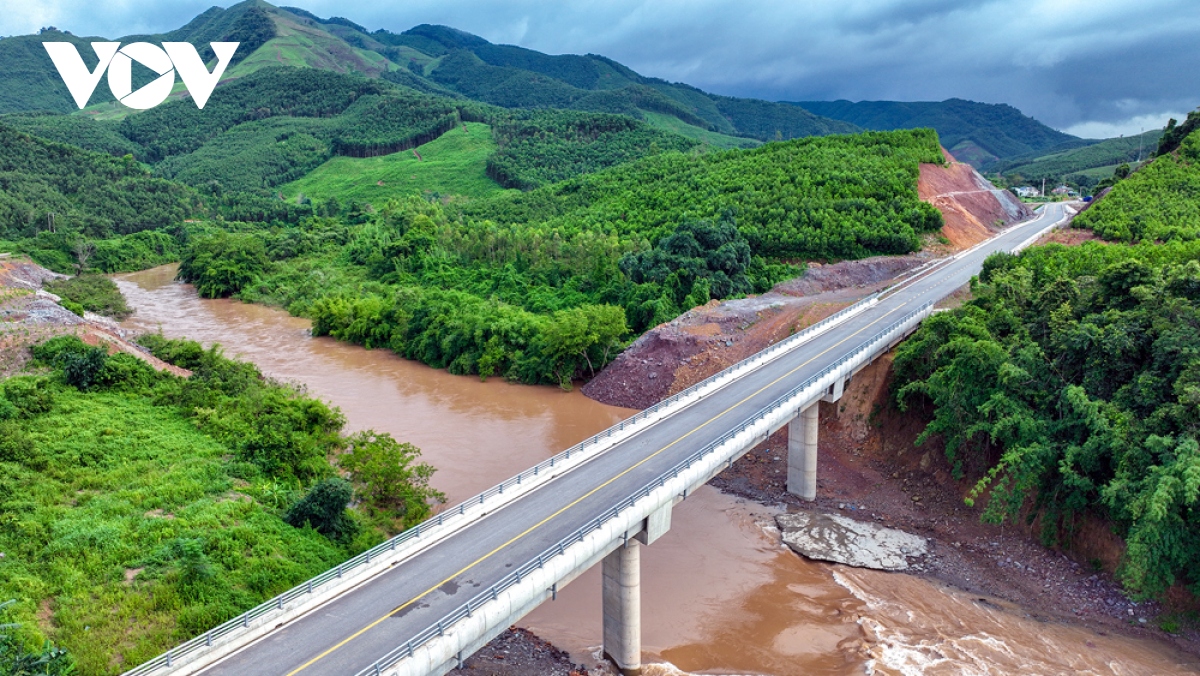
{"left": 198, "top": 203, "right": 1069, "bottom": 676}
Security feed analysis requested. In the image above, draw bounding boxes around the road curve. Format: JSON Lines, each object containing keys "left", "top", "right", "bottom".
{"left": 198, "top": 203, "right": 1070, "bottom": 676}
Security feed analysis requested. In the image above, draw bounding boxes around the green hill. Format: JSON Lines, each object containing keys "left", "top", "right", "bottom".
{"left": 793, "top": 99, "right": 1081, "bottom": 167}
{"left": 992, "top": 129, "right": 1163, "bottom": 186}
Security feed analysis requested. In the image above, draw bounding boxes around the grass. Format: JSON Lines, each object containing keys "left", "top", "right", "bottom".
{"left": 227, "top": 13, "right": 394, "bottom": 81}
{"left": 0, "top": 383, "right": 350, "bottom": 674}
{"left": 282, "top": 122, "right": 512, "bottom": 204}
{"left": 642, "top": 112, "right": 761, "bottom": 150}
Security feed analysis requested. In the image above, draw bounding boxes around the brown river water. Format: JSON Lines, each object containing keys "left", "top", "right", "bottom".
{"left": 115, "top": 265, "right": 1197, "bottom": 675}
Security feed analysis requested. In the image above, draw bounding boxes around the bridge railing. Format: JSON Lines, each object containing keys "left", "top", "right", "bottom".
{"left": 122, "top": 286, "right": 881, "bottom": 676}
{"left": 357, "top": 300, "right": 936, "bottom": 676}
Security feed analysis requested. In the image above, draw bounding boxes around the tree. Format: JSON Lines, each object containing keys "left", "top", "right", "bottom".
{"left": 541, "top": 304, "right": 628, "bottom": 384}
{"left": 338, "top": 431, "right": 443, "bottom": 529}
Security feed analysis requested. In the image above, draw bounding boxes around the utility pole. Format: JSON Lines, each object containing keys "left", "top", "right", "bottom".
{"left": 1041, "top": 177, "right": 1046, "bottom": 199}
{"left": 1137, "top": 127, "right": 1145, "bottom": 164}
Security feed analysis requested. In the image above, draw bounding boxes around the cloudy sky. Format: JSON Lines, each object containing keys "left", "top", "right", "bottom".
{"left": 5, "top": 0, "right": 1198, "bottom": 137}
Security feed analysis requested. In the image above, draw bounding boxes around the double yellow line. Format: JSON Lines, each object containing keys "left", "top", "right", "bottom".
{"left": 284, "top": 298, "right": 911, "bottom": 676}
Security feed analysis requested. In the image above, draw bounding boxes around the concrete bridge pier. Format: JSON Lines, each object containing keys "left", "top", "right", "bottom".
{"left": 602, "top": 540, "right": 641, "bottom": 675}
{"left": 787, "top": 402, "right": 820, "bottom": 500}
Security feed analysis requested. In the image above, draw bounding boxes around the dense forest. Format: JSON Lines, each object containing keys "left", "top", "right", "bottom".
{"left": 894, "top": 239, "right": 1200, "bottom": 598}
{"left": 2, "top": 66, "right": 726, "bottom": 197}
{"left": 485, "top": 111, "right": 698, "bottom": 189}
{"left": 0, "top": 124, "right": 198, "bottom": 240}
{"left": 463, "top": 128, "right": 946, "bottom": 260}
{"left": 0, "top": 334, "right": 440, "bottom": 674}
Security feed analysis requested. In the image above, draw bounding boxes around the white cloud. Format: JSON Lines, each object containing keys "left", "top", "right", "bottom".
{"left": 1065, "top": 111, "right": 1188, "bottom": 139}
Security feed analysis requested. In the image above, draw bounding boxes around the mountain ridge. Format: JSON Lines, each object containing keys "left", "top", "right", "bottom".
{"left": 793, "top": 98, "right": 1082, "bottom": 167}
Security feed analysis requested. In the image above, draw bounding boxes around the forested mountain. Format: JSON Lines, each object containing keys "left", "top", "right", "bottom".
{"left": 794, "top": 99, "right": 1082, "bottom": 167}
{"left": 0, "top": 1, "right": 277, "bottom": 114}
{"left": 0, "top": 123, "right": 197, "bottom": 239}
{"left": 0, "top": 0, "right": 856, "bottom": 143}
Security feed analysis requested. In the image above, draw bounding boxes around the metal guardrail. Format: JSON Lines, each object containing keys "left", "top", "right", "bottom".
{"left": 357, "top": 300, "right": 935, "bottom": 676}
{"left": 123, "top": 286, "right": 880, "bottom": 676}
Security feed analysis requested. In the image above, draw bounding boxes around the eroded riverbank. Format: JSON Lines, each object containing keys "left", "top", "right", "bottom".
{"left": 113, "top": 264, "right": 1200, "bottom": 675}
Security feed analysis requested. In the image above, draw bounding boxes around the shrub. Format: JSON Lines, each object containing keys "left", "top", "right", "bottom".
{"left": 0, "top": 421, "right": 37, "bottom": 464}
{"left": 284, "top": 478, "right": 357, "bottom": 540}
{"left": 59, "top": 346, "right": 109, "bottom": 391}
{"left": 44, "top": 274, "right": 133, "bottom": 319}
{"left": 178, "top": 232, "right": 269, "bottom": 298}
{"left": 60, "top": 299, "right": 85, "bottom": 317}
{"left": 96, "top": 352, "right": 158, "bottom": 390}
{"left": 0, "top": 377, "right": 55, "bottom": 417}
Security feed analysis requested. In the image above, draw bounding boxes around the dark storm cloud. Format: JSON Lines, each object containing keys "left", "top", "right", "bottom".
{"left": 6, "top": 0, "right": 1197, "bottom": 136}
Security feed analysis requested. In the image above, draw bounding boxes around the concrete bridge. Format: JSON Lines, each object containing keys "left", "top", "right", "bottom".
{"left": 125, "top": 203, "right": 1071, "bottom": 676}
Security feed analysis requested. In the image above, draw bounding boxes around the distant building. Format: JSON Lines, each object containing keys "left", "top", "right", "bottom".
{"left": 1014, "top": 186, "right": 1040, "bottom": 198}
{"left": 1051, "top": 185, "right": 1073, "bottom": 196}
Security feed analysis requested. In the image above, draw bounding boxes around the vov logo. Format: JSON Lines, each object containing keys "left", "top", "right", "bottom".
{"left": 42, "top": 42, "right": 239, "bottom": 110}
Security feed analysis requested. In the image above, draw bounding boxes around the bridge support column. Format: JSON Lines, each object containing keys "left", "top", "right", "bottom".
{"left": 787, "top": 403, "right": 820, "bottom": 501}
{"left": 602, "top": 540, "right": 641, "bottom": 675}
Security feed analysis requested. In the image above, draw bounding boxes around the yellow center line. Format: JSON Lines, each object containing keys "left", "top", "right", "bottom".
{"left": 285, "top": 298, "right": 913, "bottom": 676}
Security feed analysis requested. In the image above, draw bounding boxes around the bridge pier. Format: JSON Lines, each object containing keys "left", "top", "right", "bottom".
{"left": 787, "top": 402, "right": 820, "bottom": 500}
{"left": 602, "top": 540, "right": 641, "bottom": 675}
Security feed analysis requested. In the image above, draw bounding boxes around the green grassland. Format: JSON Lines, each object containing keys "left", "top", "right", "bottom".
{"left": 0, "top": 332, "right": 442, "bottom": 673}
{"left": 0, "top": 386, "right": 347, "bottom": 674}
{"left": 641, "top": 112, "right": 761, "bottom": 150}
{"left": 282, "top": 122, "right": 510, "bottom": 203}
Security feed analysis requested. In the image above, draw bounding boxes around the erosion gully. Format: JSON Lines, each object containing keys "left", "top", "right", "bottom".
{"left": 115, "top": 265, "right": 1194, "bottom": 675}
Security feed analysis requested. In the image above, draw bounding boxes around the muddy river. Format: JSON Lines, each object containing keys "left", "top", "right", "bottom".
{"left": 115, "top": 265, "right": 1197, "bottom": 675}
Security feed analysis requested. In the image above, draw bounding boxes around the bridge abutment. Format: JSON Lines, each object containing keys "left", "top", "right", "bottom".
{"left": 602, "top": 540, "right": 641, "bottom": 675}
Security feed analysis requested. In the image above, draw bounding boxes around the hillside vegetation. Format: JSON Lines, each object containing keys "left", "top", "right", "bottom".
{"left": 206, "top": 129, "right": 945, "bottom": 387}
{"left": 992, "top": 129, "right": 1162, "bottom": 187}
{"left": 284, "top": 122, "right": 507, "bottom": 202}
{"left": 0, "top": 124, "right": 197, "bottom": 240}
{"left": 0, "top": 334, "right": 440, "bottom": 674}
{"left": 894, "top": 240, "right": 1200, "bottom": 598}
{"left": 1074, "top": 126, "right": 1200, "bottom": 241}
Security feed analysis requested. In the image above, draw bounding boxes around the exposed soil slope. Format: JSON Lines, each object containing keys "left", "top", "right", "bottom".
{"left": 582, "top": 255, "right": 928, "bottom": 409}
{"left": 921, "top": 148, "right": 1032, "bottom": 248}
{"left": 0, "top": 255, "right": 188, "bottom": 377}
